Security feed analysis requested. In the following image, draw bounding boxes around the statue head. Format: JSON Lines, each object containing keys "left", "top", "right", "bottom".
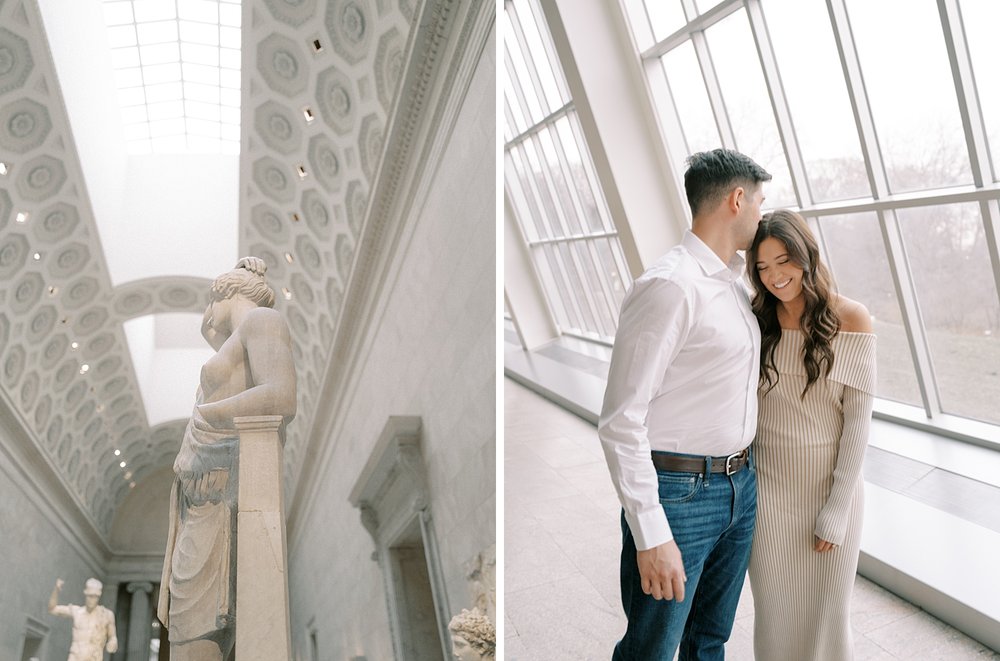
{"left": 210, "top": 256, "right": 275, "bottom": 308}
{"left": 83, "top": 578, "right": 102, "bottom": 611}
{"left": 448, "top": 608, "right": 495, "bottom": 661}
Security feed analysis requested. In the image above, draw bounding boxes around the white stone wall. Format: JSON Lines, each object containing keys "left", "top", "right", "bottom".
{"left": 0, "top": 438, "right": 110, "bottom": 661}
{"left": 285, "top": 22, "right": 495, "bottom": 661}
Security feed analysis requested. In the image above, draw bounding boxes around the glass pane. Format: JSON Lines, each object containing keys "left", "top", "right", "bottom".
{"left": 561, "top": 114, "right": 608, "bottom": 233}
{"left": 506, "top": 149, "right": 547, "bottom": 242}
{"left": 178, "top": 0, "right": 218, "bottom": 23}
{"left": 104, "top": 2, "right": 134, "bottom": 25}
{"left": 107, "top": 24, "right": 137, "bottom": 48}
{"left": 961, "top": 0, "right": 1000, "bottom": 182}
{"left": 556, "top": 242, "right": 600, "bottom": 333}
{"left": 137, "top": 20, "right": 178, "bottom": 44}
{"left": 643, "top": 0, "right": 686, "bottom": 43}
{"left": 504, "top": 16, "right": 545, "bottom": 129}
{"left": 540, "top": 244, "right": 581, "bottom": 332}
{"left": 694, "top": 0, "right": 724, "bottom": 14}
{"left": 571, "top": 240, "right": 615, "bottom": 338}
{"left": 816, "top": 212, "right": 922, "bottom": 406}
{"left": 538, "top": 129, "right": 584, "bottom": 235}
{"left": 133, "top": 0, "right": 176, "bottom": 23}
{"left": 180, "top": 20, "right": 220, "bottom": 46}
{"left": 503, "top": 0, "right": 634, "bottom": 341}
{"left": 846, "top": 0, "right": 972, "bottom": 193}
{"left": 660, "top": 41, "right": 720, "bottom": 178}
{"left": 705, "top": 9, "right": 795, "bottom": 208}
{"left": 523, "top": 136, "right": 566, "bottom": 238}
{"left": 515, "top": 0, "right": 567, "bottom": 113}
{"left": 763, "top": 0, "right": 870, "bottom": 202}
{"left": 897, "top": 203, "right": 1000, "bottom": 424}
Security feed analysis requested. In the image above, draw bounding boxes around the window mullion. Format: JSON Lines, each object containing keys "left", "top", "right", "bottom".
{"left": 546, "top": 119, "right": 622, "bottom": 333}
{"left": 936, "top": 0, "right": 993, "bottom": 187}
{"left": 507, "top": 5, "right": 555, "bottom": 121}
{"left": 745, "top": 0, "right": 811, "bottom": 208}
{"left": 690, "top": 29, "right": 736, "bottom": 150}
{"left": 827, "top": 0, "right": 941, "bottom": 418}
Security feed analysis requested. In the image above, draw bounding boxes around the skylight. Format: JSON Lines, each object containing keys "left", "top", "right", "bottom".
{"left": 103, "top": 0, "right": 242, "bottom": 154}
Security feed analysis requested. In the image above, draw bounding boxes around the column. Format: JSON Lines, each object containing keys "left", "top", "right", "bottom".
{"left": 125, "top": 582, "right": 153, "bottom": 661}
{"left": 234, "top": 415, "right": 291, "bottom": 661}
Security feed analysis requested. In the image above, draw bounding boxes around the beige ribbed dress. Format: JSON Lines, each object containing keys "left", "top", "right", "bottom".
{"left": 749, "top": 330, "right": 876, "bottom": 661}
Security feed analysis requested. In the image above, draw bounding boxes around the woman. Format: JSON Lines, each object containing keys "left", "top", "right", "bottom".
{"left": 157, "top": 257, "right": 296, "bottom": 661}
{"left": 746, "top": 210, "right": 875, "bottom": 660}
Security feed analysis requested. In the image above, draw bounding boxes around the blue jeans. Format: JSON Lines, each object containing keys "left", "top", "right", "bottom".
{"left": 612, "top": 451, "right": 757, "bottom": 661}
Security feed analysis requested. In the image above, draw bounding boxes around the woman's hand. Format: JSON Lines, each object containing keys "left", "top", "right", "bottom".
{"left": 814, "top": 536, "right": 836, "bottom": 553}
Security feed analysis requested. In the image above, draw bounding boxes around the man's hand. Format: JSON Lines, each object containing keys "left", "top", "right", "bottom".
{"left": 637, "top": 540, "right": 687, "bottom": 601}
{"left": 55, "top": 578, "right": 64, "bottom": 591}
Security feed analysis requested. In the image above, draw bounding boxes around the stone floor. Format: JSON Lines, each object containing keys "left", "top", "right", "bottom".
{"left": 502, "top": 378, "right": 1000, "bottom": 660}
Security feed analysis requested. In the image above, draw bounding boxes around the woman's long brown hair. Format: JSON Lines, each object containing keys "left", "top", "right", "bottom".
{"left": 747, "top": 210, "right": 840, "bottom": 397}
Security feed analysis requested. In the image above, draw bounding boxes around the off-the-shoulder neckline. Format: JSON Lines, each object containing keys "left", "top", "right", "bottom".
{"left": 779, "top": 328, "right": 876, "bottom": 337}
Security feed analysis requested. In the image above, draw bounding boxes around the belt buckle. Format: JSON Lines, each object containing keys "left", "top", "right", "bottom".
{"left": 725, "top": 451, "right": 742, "bottom": 476}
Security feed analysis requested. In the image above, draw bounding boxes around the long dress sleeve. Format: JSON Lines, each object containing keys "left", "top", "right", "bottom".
{"left": 814, "top": 332, "right": 877, "bottom": 545}
{"left": 814, "top": 384, "right": 873, "bottom": 545}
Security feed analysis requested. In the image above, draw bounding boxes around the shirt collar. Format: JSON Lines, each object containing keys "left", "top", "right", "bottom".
{"left": 682, "top": 230, "right": 746, "bottom": 280}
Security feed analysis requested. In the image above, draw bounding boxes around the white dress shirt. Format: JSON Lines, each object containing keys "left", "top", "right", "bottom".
{"left": 598, "top": 231, "right": 761, "bottom": 550}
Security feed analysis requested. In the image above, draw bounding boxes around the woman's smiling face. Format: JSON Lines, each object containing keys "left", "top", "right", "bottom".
{"left": 755, "top": 236, "right": 804, "bottom": 303}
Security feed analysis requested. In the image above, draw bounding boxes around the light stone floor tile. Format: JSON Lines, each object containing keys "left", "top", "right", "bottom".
{"left": 505, "top": 520, "right": 580, "bottom": 594}
{"left": 504, "top": 378, "right": 1000, "bottom": 660}
{"left": 529, "top": 433, "right": 605, "bottom": 469}
{"left": 852, "top": 633, "right": 897, "bottom": 660}
{"left": 850, "top": 575, "right": 919, "bottom": 634}
{"left": 506, "top": 571, "right": 624, "bottom": 661}
{"left": 528, "top": 493, "right": 620, "bottom": 545}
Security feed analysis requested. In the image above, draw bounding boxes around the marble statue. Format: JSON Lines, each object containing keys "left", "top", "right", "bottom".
{"left": 464, "top": 545, "right": 496, "bottom": 623}
{"left": 48, "top": 578, "right": 119, "bottom": 661}
{"left": 157, "top": 257, "right": 296, "bottom": 661}
{"left": 448, "top": 608, "right": 495, "bottom": 661}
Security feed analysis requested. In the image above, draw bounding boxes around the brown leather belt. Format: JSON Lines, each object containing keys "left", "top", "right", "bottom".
{"left": 650, "top": 448, "right": 750, "bottom": 476}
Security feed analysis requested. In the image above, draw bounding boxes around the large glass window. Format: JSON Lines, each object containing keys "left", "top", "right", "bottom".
{"left": 504, "top": 0, "right": 631, "bottom": 342}
{"left": 816, "top": 212, "right": 922, "bottom": 406}
{"left": 704, "top": 9, "right": 794, "bottom": 207}
{"left": 896, "top": 203, "right": 1000, "bottom": 424}
{"left": 763, "top": 0, "right": 869, "bottom": 202}
{"left": 961, "top": 0, "right": 1000, "bottom": 181}
{"left": 846, "top": 0, "right": 973, "bottom": 193}
{"left": 623, "top": 0, "right": 1000, "bottom": 432}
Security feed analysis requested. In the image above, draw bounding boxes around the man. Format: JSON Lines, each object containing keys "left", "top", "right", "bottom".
{"left": 599, "top": 149, "right": 770, "bottom": 659}
{"left": 48, "top": 578, "right": 119, "bottom": 661}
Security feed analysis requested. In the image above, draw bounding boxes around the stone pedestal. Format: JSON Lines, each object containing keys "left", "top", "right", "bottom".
{"left": 126, "top": 582, "right": 153, "bottom": 661}
{"left": 234, "top": 415, "right": 291, "bottom": 661}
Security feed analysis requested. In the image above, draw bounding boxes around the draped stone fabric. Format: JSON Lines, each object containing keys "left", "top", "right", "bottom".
{"left": 157, "top": 391, "right": 239, "bottom": 644}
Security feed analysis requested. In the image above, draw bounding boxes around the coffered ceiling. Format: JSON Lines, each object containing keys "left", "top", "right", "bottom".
{"left": 0, "top": 0, "right": 422, "bottom": 547}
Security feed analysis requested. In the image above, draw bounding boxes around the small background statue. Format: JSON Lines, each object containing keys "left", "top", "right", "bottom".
{"left": 448, "top": 608, "right": 495, "bottom": 661}
{"left": 48, "top": 578, "right": 118, "bottom": 661}
{"left": 157, "top": 257, "right": 296, "bottom": 661}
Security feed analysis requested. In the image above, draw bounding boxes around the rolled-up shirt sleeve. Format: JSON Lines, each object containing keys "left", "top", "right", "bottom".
{"left": 598, "top": 278, "right": 690, "bottom": 551}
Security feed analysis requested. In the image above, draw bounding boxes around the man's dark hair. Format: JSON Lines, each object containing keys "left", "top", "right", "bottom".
{"left": 684, "top": 149, "right": 771, "bottom": 217}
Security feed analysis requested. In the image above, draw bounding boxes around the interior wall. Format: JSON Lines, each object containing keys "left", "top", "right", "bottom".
{"left": 109, "top": 466, "right": 172, "bottom": 554}
{"left": 0, "top": 435, "right": 109, "bottom": 661}
{"left": 285, "top": 21, "right": 495, "bottom": 661}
